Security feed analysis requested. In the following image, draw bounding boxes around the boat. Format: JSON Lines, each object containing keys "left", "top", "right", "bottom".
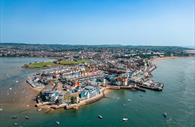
{"left": 11, "top": 115, "right": 17, "bottom": 119}
{"left": 98, "top": 115, "right": 103, "bottom": 119}
{"left": 163, "top": 112, "right": 167, "bottom": 118}
{"left": 25, "top": 115, "right": 30, "bottom": 120}
{"left": 134, "top": 86, "right": 146, "bottom": 92}
{"left": 13, "top": 122, "right": 18, "bottom": 126}
{"left": 56, "top": 121, "right": 60, "bottom": 125}
{"left": 122, "top": 117, "right": 128, "bottom": 121}
{"left": 138, "top": 81, "right": 164, "bottom": 91}
{"left": 127, "top": 99, "right": 131, "bottom": 102}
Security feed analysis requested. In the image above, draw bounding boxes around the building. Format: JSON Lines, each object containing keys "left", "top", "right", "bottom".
{"left": 79, "top": 86, "right": 100, "bottom": 100}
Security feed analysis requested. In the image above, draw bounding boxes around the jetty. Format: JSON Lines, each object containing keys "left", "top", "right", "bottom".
{"left": 137, "top": 80, "right": 164, "bottom": 91}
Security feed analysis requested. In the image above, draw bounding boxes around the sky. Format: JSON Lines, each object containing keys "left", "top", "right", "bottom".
{"left": 0, "top": 0, "right": 194, "bottom": 46}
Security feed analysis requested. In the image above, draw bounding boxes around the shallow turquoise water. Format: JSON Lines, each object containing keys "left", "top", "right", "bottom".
{"left": 0, "top": 57, "right": 195, "bottom": 127}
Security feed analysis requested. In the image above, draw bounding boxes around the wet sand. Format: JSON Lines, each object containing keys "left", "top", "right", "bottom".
{"left": 151, "top": 56, "right": 178, "bottom": 62}
{"left": 150, "top": 56, "right": 193, "bottom": 63}
{"left": 0, "top": 81, "right": 39, "bottom": 111}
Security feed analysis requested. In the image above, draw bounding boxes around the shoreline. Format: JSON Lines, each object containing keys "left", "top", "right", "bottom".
{"left": 8, "top": 56, "right": 185, "bottom": 111}
{"left": 35, "top": 87, "right": 112, "bottom": 110}
{"left": 17, "top": 56, "right": 192, "bottom": 111}
{"left": 0, "top": 55, "right": 194, "bottom": 127}
{"left": 1, "top": 56, "right": 174, "bottom": 111}
{"left": 150, "top": 56, "right": 193, "bottom": 62}
{"left": 0, "top": 81, "right": 40, "bottom": 111}
{"left": 31, "top": 56, "right": 194, "bottom": 111}
{"left": 36, "top": 85, "right": 138, "bottom": 111}
{"left": 32, "top": 57, "right": 165, "bottom": 111}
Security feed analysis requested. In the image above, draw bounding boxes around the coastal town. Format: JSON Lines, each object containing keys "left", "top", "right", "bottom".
{"left": 0, "top": 43, "right": 194, "bottom": 58}
{"left": 25, "top": 49, "right": 165, "bottom": 110}
{"left": 0, "top": 44, "right": 194, "bottom": 127}
{"left": 1, "top": 0, "right": 195, "bottom": 126}
{"left": 1, "top": 43, "right": 194, "bottom": 111}
{"left": 0, "top": 43, "right": 194, "bottom": 111}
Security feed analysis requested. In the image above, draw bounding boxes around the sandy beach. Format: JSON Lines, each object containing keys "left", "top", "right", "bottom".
{"left": 0, "top": 81, "right": 40, "bottom": 111}
{"left": 150, "top": 56, "right": 193, "bottom": 63}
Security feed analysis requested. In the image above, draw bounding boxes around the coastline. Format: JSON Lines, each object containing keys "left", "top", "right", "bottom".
{"left": 36, "top": 87, "right": 112, "bottom": 110}
{"left": 32, "top": 58, "right": 165, "bottom": 111}
{"left": 36, "top": 85, "right": 140, "bottom": 111}
{"left": 16, "top": 81, "right": 40, "bottom": 109}
{"left": 0, "top": 81, "right": 40, "bottom": 111}
{"left": 1, "top": 56, "right": 194, "bottom": 127}
{"left": 15, "top": 56, "right": 177, "bottom": 111}
{"left": 29, "top": 56, "right": 194, "bottom": 111}
{"left": 150, "top": 56, "right": 193, "bottom": 62}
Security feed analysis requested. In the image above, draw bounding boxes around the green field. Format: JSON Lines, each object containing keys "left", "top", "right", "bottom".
{"left": 59, "top": 59, "right": 87, "bottom": 65}
{"left": 24, "top": 61, "right": 56, "bottom": 68}
{"left": 24, "top": 59, "right": 88, "bottom": 68}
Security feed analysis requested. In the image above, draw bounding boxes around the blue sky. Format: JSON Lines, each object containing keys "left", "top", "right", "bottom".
{"left": 0, "top": 0, "right": 194, "bottom": 46}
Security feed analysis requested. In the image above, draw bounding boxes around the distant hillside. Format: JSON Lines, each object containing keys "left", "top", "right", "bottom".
{"left": 0, "top": 43, "right": 191, "bottom": 52}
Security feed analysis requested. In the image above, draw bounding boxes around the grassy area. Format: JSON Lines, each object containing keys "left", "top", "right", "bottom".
{"left": 59, "top": 59, "right": 87, "bottom": 65}
{"left": 25, "top": 61, "right": 56, "bottom": 68}
{"left": 24, "top": 59, "right": 88, "bottom": 68}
